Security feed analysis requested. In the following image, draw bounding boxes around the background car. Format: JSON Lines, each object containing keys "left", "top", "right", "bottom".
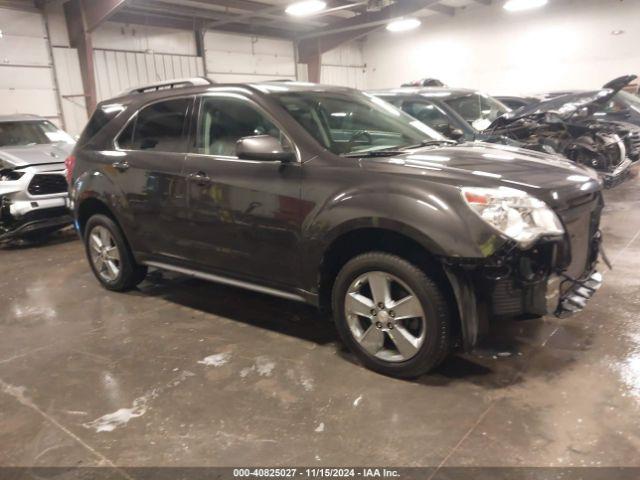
{"left": 496, "top": 75, "right": 640, "bottom": 128}
{"left": 370, "top": 87, "right": 511, "bottom": 141}
{"left": 374, "top": 83, "right": 640, "bottom": 187}
{"left": 495, "top": 95, "right": 541, "bottom": 110}
{"left": 0, "top": 114, "right": 74, "bottom": 242}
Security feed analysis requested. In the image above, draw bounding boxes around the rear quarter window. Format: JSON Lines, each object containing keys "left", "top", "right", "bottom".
{"left": 78, "top": 104, "right": 126, "bottom": 146}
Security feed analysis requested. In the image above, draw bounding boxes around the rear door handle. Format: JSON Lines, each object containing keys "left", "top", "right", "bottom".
{"left": 112, "top": 161, "right": 130, "bottom": 172}
{"left": 188, "top": 171, "right": 212, "bottom": 186}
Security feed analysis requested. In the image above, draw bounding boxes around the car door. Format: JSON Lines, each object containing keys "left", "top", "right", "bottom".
{"left": 114, "top": 96, "right": 193, "bottom": 259}
{"left": 182, "top": 93, "right": 303, "bottom": 287}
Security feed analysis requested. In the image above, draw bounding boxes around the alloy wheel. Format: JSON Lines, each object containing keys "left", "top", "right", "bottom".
{"left": 344, "top": 271, "right": 427, "bottom": 362}
{"left": 88, "top": 225, "right": 121, "bottom": 282}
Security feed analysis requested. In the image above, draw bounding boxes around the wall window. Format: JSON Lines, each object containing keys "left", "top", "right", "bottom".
{"left": 118, "top": 98, "right": 190, "bottom": 153}
{"left": 196, "top": 96, "right": 284, "bottom": 157}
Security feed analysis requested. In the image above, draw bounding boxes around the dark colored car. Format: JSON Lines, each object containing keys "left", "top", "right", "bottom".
{"left": 497, "top": 75, "right": 640, "bottom": 129}
{"left": 375, "top": 83, "right": 640, "bottom": 187}
{"left": 496, "top": 95, "right": 540, "bottom": 111}
{"left": 68, "top": 79, "right": 605, "bottom": 378}
{"left": 370, "top": 87, "right": 511, "bottom": 141}
{"left": 488, "top": 76, "right": 640, "bottom": 187}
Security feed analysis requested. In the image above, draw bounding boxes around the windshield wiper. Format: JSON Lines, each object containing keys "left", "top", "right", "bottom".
{"left": 401, "top": 139, "right": 458, "bottom": 150}
{"left": 343, "top": 150, "right": 404, "bottom": 158}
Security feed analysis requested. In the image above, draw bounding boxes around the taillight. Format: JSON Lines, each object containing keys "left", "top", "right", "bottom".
{"left": 64, "top": 155, "right": 76, "bottom": 185}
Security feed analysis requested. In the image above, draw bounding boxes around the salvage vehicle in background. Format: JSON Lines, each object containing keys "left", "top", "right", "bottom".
{"left": 373, "top": 79, "right": 640, "bottom": 187}
{"left": 371, "top": 86, "right": 511, "bottom": 142}
{"left": 497, "top": 75, "right": 640, "bottom": 130}
{"left": 69, "top": 79, "right": 605, "bottom": 378}
{"left": 0, "top": 115, "right": 74, "bottom": 242}
{"left": 487, "top": 75, "right": 640, "bottom": 187}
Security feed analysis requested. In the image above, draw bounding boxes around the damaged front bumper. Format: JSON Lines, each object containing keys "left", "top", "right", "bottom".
{"left": 0, "top": 164, "right": 71, "bottom": 241}
{"left": 443, "top": 224, "right": 604, "bottom": 351}
{"left": 601, "top": 157, "right": 632, "bottom": 188}
{"left": 553, "top": 270, "right": 603, "bottom": 317}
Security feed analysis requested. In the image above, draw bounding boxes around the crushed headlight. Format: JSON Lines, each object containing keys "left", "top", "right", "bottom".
{"left": 462, "top": 186, "right": 564, "bottom": 248}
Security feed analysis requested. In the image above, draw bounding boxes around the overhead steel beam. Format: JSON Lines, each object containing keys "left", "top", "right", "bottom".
{"left": 81, "top": 0, "right": 129, "bottom": 32}
{"left": 127, "top": 1, "right": 316, "bottom": 32}
{"left": 427, "top": 3, "right": 455, "bottom": 16}
{"left": 206, "top": 4, "right": 282, "bottom": 29}
{"left": 143, "top": 0, "right": 328, "bottom": 28}
{"left": 111, "top": 9, "right": 297, "bottom": 38}
{"left": 297, "top": 0, "right": 441, "bottom": 40}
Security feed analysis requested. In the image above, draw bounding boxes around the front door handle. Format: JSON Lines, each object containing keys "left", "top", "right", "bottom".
{"left": 188, "top": 171, "right": 212, "bottom": 186}
{"left": 112, "top": 161, "right": 130, "bottom": 172}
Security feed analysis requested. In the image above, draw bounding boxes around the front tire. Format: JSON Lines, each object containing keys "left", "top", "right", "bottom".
{"left": 84, "top": 214, "right": 147, "bottom": 291}
{"left": 332, "top": 252, "right": 451, "bottom": 378}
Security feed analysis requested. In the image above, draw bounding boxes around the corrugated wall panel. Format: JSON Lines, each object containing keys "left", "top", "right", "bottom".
{"left": 321, "top": 43, "right": 367, "bottom": 89}
{"left": 93, "top": 49, "right": 204, "bottom": 101}
{"left": 204, "top": 31, "right": 296, "bottom": 82}
{"left": 0, "top": 7, "right": 62, "bottom": 124}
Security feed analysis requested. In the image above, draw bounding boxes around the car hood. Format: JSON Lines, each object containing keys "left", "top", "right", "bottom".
{"left": 491, "top": 75, "right": 638, "bottom": 127}
{"left": 0, "top": 143, "right": 72, "bottom": 168}
{"left": 360, "top": 142, "right": 601, "bottom": 201}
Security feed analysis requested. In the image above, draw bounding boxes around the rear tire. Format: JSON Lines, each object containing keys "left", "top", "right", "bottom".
{"left": 84, "top": 214, "right": 147, "bottom": 291}
{"left": 332, "top": 252, "right": 451, "bottom": 378}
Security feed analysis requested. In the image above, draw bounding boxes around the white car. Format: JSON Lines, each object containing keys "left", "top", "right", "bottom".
{"left": 0, "top": 114, "right": 75, "bottom": 242}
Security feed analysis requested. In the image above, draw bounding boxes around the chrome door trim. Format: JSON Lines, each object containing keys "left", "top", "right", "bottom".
{"left": 144, "top": 261, "right": 306, "bottom": 303}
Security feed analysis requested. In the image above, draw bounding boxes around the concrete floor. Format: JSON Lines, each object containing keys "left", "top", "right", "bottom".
{"left": 1, "top": 173, "right": 639, "bottom": 472}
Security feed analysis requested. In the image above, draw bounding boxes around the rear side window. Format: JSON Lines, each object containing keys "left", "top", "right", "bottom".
{"left": 118, "top": 98, "right": 190, "bottom": 153}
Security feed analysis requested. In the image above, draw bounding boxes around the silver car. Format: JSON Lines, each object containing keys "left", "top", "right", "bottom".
{"left": 0, "top": 114, "right": 74, "bottom": 242}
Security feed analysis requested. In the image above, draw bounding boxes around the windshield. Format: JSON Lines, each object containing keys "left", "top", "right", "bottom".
{"left": 0, "top": 120, "right": 74, "bottom": 148}
{"left": 271, "top": 91, "right": 444, "bottom": 155}
{"left": 444, "top": 93, "right": 509, "bottom": 131}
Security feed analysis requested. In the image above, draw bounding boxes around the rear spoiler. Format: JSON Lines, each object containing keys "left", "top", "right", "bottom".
{"left": 120, "top": 77, "right": 215, "bottom": 96}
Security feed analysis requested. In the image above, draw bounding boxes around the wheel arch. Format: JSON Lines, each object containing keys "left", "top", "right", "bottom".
{"left": 76, "top": 196, "right": 121, "bottom": 236}
{"left": 317, "top": 225, "right": 463, "bottom": 347}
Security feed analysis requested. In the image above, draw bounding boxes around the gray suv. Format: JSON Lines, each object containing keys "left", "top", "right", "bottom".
{"left": 68, "top": 79, "right": 605, "bottom": 378}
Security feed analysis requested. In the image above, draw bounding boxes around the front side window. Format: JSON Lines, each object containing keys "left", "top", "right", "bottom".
{"left": 196, "top": 96, "right": 285, "bottom": 157}
{"left": 118, "top": 98, "right": 190, "bottom": 152}
{"left": 0, "top": 120, "right": 74, "bottom": 147}
{"left": 444, "top": 93, "right": 509, "bottom": 131}
{"left": 272, "top": 91, "right": 443, "bottom": 156}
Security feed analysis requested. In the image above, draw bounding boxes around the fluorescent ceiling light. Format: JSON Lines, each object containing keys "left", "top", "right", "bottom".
{"left": 386, "top": 18, "right": 421, "bottom": 33}
{"left": 503, "top": 0, "right": 548, "bottom": 12}
{"left": 285, "top": 0, "right": 326, "bottom": 16}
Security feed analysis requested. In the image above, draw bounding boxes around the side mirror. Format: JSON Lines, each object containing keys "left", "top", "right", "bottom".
{"left": 236, "top": 135, "right": 295, "bottom": 162}
{"left": 448, "top": 128, "right": 465, "bottom": 141}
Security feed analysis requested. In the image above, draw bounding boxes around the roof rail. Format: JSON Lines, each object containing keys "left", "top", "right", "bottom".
{"left": 121, "top": 77, "right": 215, "bottom": 96}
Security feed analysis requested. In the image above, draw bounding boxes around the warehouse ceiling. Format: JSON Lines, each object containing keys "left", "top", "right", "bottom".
{"left": 109, "top": 0, "right": 493, "bottom": 40}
